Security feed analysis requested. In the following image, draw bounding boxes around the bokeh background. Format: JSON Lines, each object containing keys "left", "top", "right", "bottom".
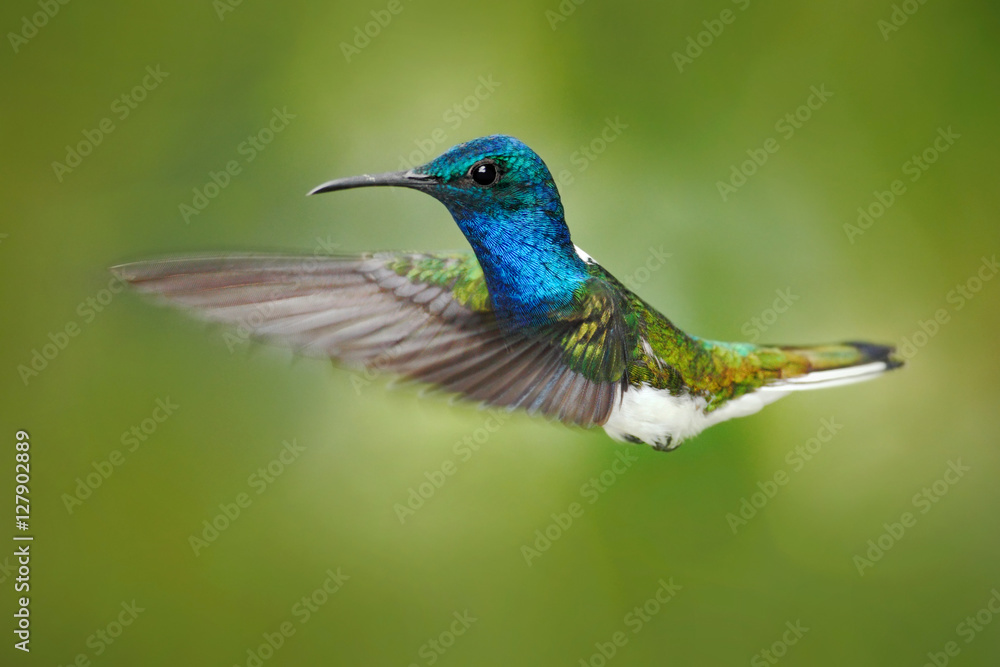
{"left": 2, "top": 1, "right": 999, "bottom": 665}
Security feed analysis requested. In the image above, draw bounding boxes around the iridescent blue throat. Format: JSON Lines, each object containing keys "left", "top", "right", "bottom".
{"left": 444, "top": 202, "right": 590, "bottom": 330}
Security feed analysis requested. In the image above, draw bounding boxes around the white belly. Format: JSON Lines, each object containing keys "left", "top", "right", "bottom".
{"left": 602, "top": 384, "right": 788, "bottom": 450}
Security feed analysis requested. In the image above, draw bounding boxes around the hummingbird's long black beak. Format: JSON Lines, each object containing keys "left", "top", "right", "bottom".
{"left": 307, "top": 170, "right": 437, "bottom": 196}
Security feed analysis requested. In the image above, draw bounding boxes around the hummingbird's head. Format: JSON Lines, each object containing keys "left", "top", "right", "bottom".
{"left": 310, "top": 135, "right": 588, "bottom": 327}
{"left": 309, "top": 134, "right": 566, "bottom": 233}
{"left": 410, "top": 135, "right": 565, "bottom": 221}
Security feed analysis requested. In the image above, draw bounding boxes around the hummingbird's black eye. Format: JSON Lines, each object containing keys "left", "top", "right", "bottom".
{"left": 470, "top": 161, "right": 499, "bottom": 186}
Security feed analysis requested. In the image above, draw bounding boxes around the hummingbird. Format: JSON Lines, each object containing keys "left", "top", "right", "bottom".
{"left": 112, "top": 135, "right": 902, "bottom": 451}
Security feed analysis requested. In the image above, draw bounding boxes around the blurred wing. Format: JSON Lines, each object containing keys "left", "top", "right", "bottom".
{"left": 111, "top": 253, "right": 626, "bottom": 427}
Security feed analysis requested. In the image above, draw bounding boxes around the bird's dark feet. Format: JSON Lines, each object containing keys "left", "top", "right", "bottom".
{"left": 652, "top": 435, "right": 676, "bottom": 452}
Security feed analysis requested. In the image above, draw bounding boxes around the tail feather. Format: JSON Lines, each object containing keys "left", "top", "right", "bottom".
{"left": 756, "top": 341, "right": 904, "bottom": 392}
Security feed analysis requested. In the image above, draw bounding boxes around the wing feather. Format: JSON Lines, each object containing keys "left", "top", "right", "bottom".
{"left": 112, "top": 252, "right": 631, "bottom": 428}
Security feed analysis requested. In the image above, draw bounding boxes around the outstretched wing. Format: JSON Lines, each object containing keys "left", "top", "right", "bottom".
{"left": 111, "top": 252, "right": 631, "bottom": 428}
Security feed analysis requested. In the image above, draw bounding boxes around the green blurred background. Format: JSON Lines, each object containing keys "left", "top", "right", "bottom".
{"left": 2, "top": 0, "right": 999, "bottom": 665}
